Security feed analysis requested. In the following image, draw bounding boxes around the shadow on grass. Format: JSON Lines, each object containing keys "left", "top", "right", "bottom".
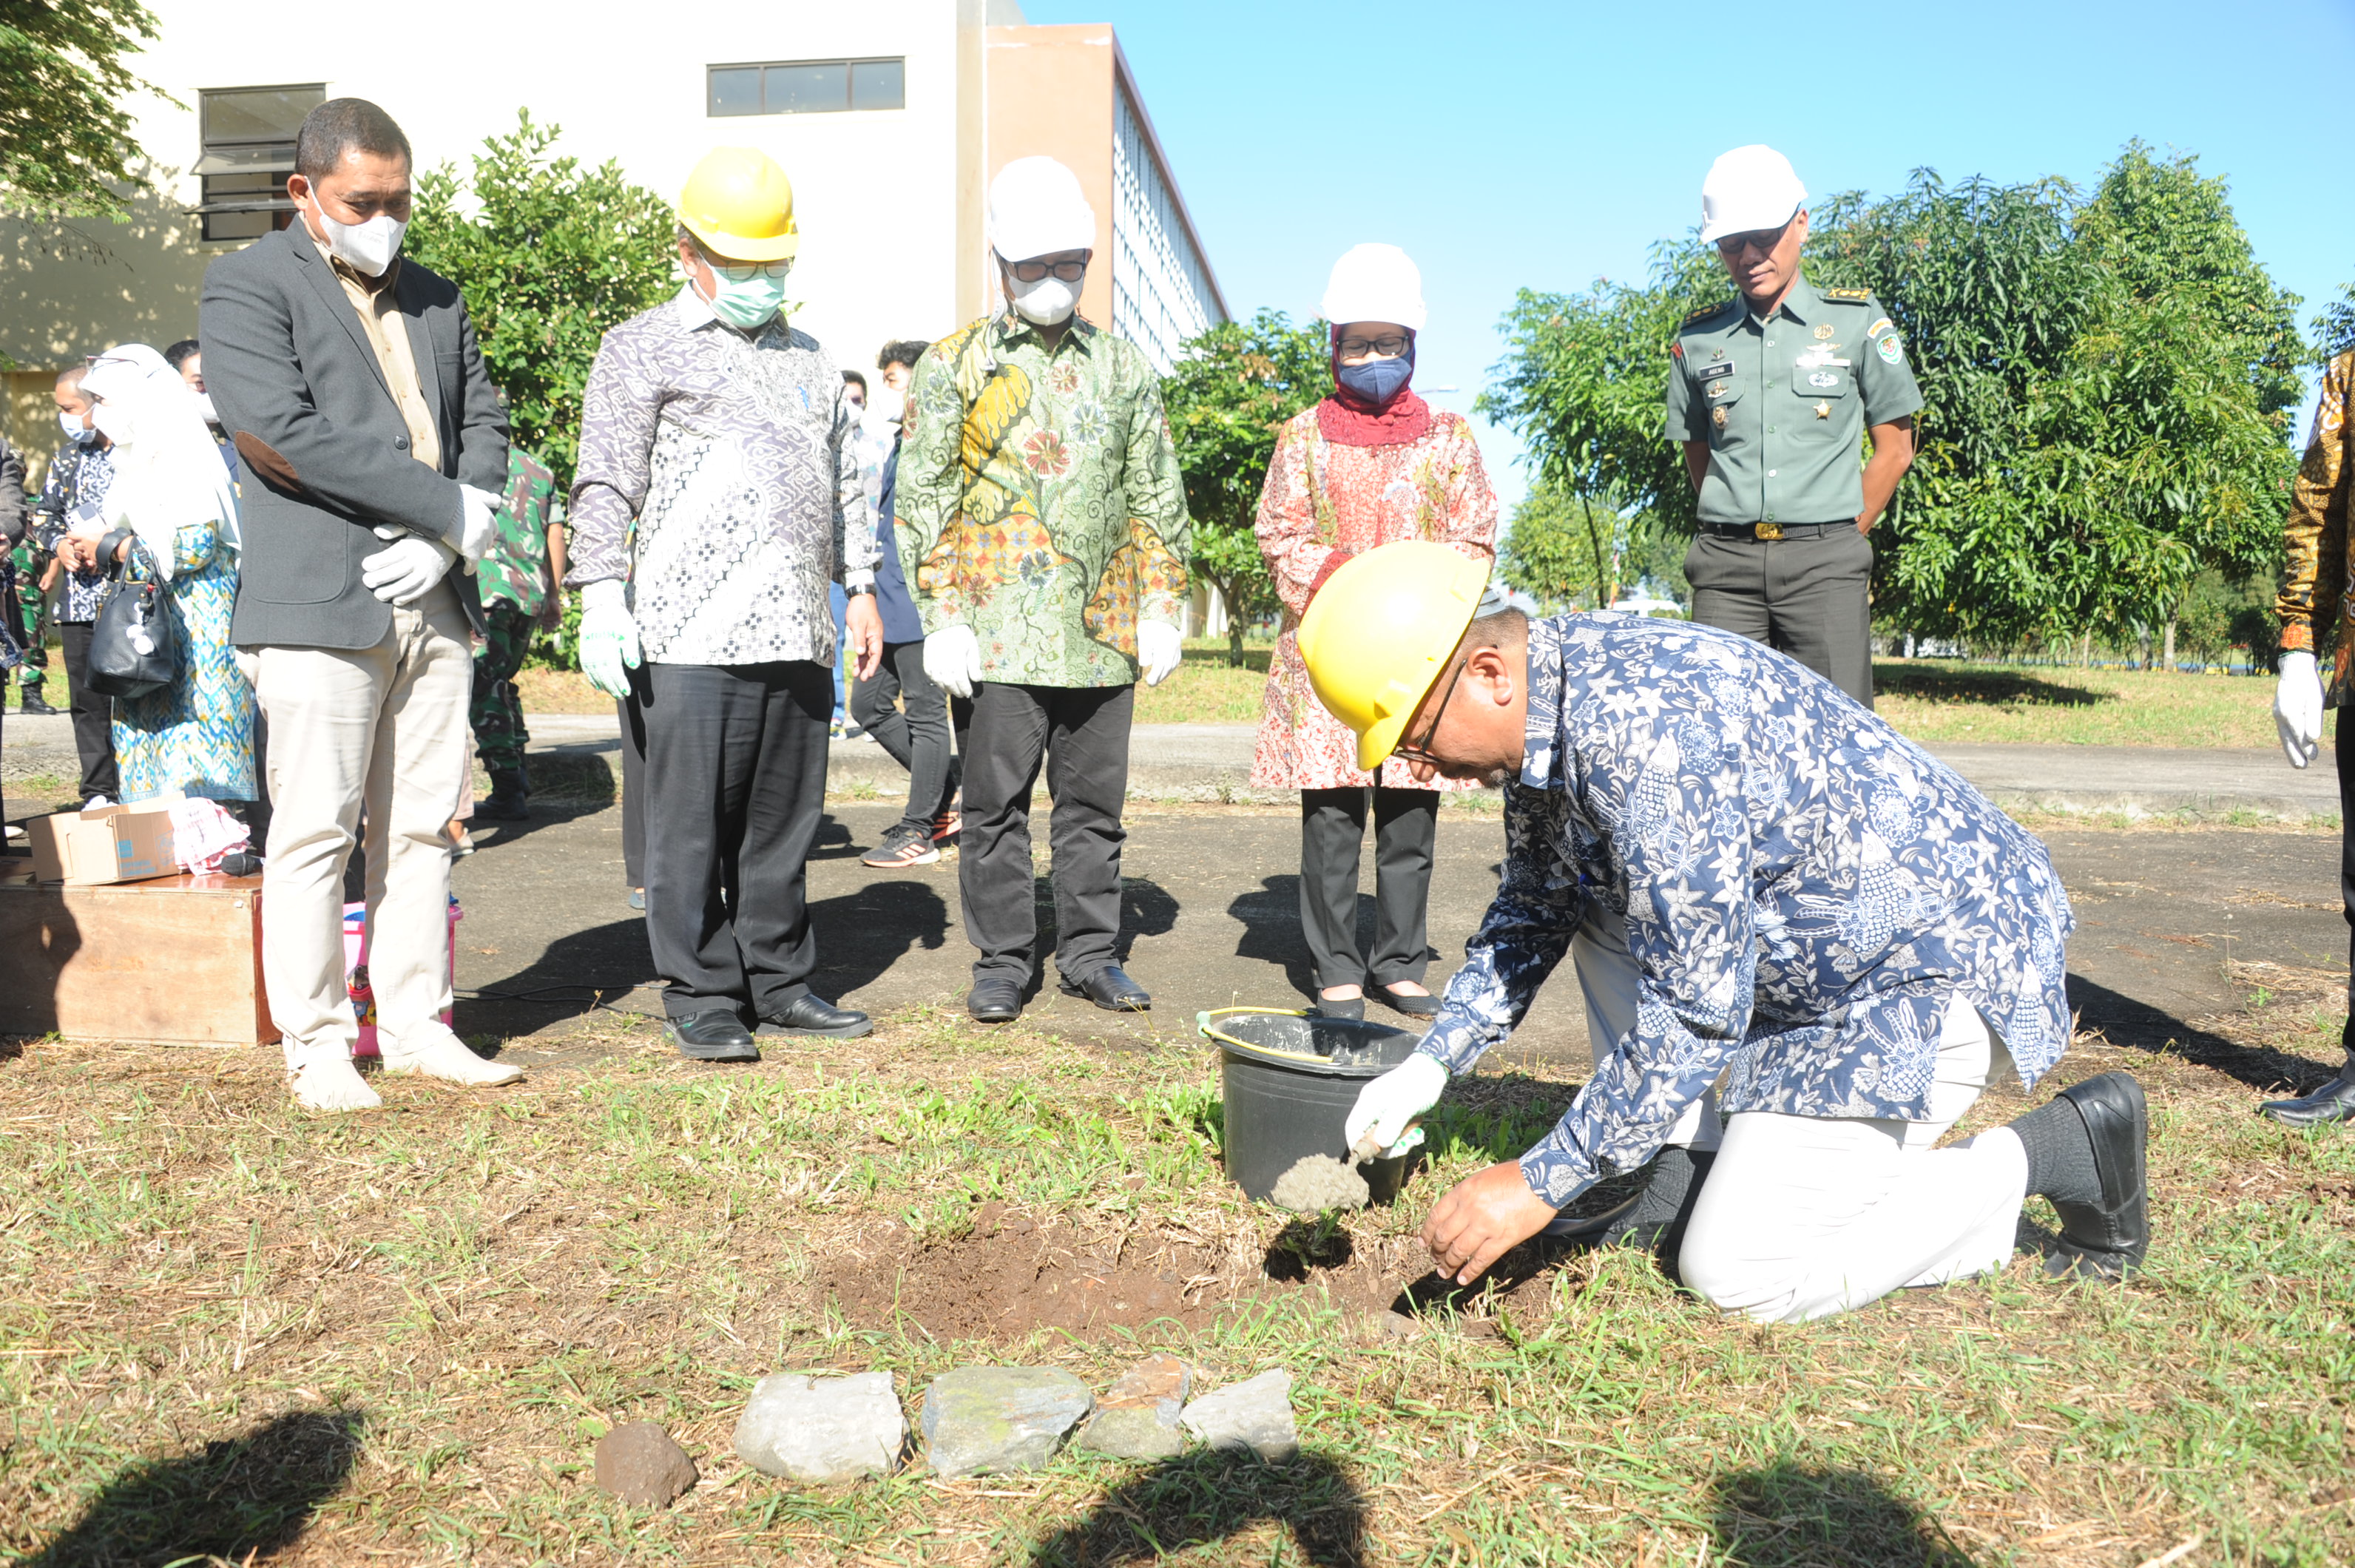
{"left": 1873, "top": 663, "right": 2105, "bottom": 709}
{"left": 1030, "top": 1447, "right": 1365, "bottom": 1567}
{"left": 21, "top": 1408, "right": 365, "bottom": 1567}
{"left": 1709, "top": 1461, "right": 1976, "bottom": 1567}
{"left": 2068, "top": 971, "right": 2342, "bottom": 1095}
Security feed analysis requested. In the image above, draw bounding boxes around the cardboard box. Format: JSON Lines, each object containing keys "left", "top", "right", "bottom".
{"left": 24, "top": 794, "right": 185, "bottom": 886}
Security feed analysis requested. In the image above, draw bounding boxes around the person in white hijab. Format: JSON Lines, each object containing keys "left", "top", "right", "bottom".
{"left": 58, "top": 344, "right": 257, "bottom": 804}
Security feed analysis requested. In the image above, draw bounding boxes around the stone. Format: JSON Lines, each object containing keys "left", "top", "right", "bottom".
{"left": 1077, "top": 1354, "right": 1191, "bottom": 1461}
{"left": 733, "top": 1371, "right": 904, "bottom": 1484}
{"left": 1180, "top": 1369, "right": 1298, "bottom": 1461}
{"left": 921, "top": 1365, "right": 1092, "bottom": 1478}
{"left": 593, "top": 1422, "right": 698, "bottom": 1508}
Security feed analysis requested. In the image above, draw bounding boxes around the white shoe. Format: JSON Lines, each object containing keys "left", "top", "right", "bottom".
{"left": 379, "top": 1021, "right": 523, "bottom": 1087}
{"left": 285, "top": 1041, "right": 382, "bottom": 1112}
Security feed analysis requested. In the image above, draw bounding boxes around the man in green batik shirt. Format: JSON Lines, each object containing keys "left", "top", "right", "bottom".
{"left": 1665, "top": 144, "right": 1920, "bottom": 709}
{"left": 468, "top": 441, "right": 567, "bottom": 820}
{"left": 894, "top": 156, "right": 1191, "bottom": 1026}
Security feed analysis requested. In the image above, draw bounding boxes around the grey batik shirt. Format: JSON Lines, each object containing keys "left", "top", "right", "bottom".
{"left": 569, "top": 285, "right": 877, "bottom": 666}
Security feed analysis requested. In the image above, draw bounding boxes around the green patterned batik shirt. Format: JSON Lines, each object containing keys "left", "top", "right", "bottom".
{"left": 894, "top": 311, "right": 1191, "bottom": 689}
{"left": 477, "top": 447, "right": 561, "bottom": 616}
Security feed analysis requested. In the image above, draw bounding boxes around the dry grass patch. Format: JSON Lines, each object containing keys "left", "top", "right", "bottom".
{"left": 0, "top": 1006, "right": 2348, "bottom": 1565}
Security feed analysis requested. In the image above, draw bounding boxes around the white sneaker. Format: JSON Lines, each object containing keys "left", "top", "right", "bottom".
{"left": 284, "top": 1041, "right": 382, "bottom": 1112}
{"left": 379, "top": 1021, "right": 524, "bottom": 1087}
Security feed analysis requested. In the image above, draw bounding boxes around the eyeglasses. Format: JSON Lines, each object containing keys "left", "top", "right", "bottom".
{"left": 1006, "top": 257, "right": 1088, "bottom": 283}
{"left": 1715, "top": 220, "right": 1793, "bottom": 259}
{"left": 1336, "top": 334, "right": 1410, "bottom": 360}
{"left": 1388, "top": 653, "right": 1467, "bottom": 769}
{"left": 712, "top": 258, "right": 793, "bottom": 282}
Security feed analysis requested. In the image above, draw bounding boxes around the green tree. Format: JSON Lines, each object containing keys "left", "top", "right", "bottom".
{"left": 0, "top": 0, "right": 164, "bottom": 215}
{"left": 404, "top": 110, "right": 676, "bottom": 484}
{"left": 1160, "top": 308, "right": 1331, "bottom": 665}
{"left": 2315, "top": 275, "right": 2355, "bottom": 358}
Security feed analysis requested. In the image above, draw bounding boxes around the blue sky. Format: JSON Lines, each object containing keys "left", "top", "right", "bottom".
{"left": 1030, "top": 0, "right": 2355, "bottom": 515}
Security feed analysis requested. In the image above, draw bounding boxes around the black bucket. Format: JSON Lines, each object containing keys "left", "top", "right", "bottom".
{"left": 1199, "top": 1008, "right": 1423, "bottom": 1204}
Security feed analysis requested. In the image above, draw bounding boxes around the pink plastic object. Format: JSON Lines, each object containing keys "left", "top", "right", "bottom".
{"left": 343, "top": 896, "right": 462, "bottom": 1057}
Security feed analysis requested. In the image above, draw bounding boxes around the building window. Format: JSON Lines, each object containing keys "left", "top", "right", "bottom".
{"left": 193, "top": 84, "right": 322, "bottom": 242}
{"left": 706, "top": 59, "right": 905, "bottom": 116}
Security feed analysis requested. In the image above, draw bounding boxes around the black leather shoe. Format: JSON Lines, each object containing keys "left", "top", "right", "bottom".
{"left": 2043, "top": 1071, "right": 2149, "bottom": 1281}
{"left": 758, "top": 993, "right": 873, "bottom": 1039}
{"left": 665, "top": 1010, "right": 759, "bottom": 1062}
{"left": 2258, "top": 1069, "right": 2355, "bottom": 1127}
{"left": 1059, "top": 964, "right": 1151, "bottom": 1012}
{"left": 1313, "top": 995, "right": 1365, "bottom": 1021}
{"left": 967, "top": 979, "right": 1024, "bottom": 1024}
{"left": 476, "top": 768, "right": 530, "bottom": 822}
{"left": 1375, "top": 983, "right": 1440, "bottom": 1018}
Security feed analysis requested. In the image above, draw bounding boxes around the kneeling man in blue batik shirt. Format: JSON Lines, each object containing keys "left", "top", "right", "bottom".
{"left": 1300, "top": 541, "right": 2148, "bottom": 1323}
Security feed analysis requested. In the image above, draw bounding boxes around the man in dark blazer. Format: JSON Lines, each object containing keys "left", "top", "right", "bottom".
{"left": 201, "top": 97, "right": 518, "bottom": 1111}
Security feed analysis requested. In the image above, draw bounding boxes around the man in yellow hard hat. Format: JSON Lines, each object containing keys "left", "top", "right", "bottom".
{"left": 567, "top": 146, "right": 884, "bottom": 1064}
{"left": 1302, "top": 541, "right": 2145, "bottom": 1323}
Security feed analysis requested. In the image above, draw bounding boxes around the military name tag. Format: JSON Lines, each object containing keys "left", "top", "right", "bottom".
{"left": 1702, "top": 359, "right": 1734, "bottom": 379}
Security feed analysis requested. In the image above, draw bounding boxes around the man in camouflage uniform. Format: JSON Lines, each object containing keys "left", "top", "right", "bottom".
{"left": 469, "top": 442, "right": 567, "bottom": 821}
{"left": 2268, "top": 345, "right": 2355, "bottom": 1126}
{"left": 2, "top": 430, "right": 47, "bottom": 713}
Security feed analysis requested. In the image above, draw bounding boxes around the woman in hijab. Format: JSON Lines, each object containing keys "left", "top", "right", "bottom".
{"left": 56, "top": 344, "right": 256, "bottom": 805}
{"left": 1248, "top": 245, "right": 1499, "bottom": 1021}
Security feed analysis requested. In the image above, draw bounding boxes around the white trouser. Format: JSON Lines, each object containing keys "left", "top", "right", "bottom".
{"left": 1572, "top": 907, "right": 1722, "bottom": 1151}
{"left": 257, "top": 584, "right": 473, "bottom": 1067}
{"left": 1678, "top": 997, "right": 2031, "bottom": 1323}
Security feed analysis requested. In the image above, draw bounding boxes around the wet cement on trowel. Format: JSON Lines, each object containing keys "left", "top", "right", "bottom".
{"left": 1269, "top": 1155, "right": 1371, "bottom": 1212}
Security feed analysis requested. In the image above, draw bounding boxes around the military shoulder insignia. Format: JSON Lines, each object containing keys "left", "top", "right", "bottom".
{"left": 1824, "top": 287, "right": 1873, "bottom": 302}
{"left": 1683, "top": 300, "right": 1735, "bottom": 326}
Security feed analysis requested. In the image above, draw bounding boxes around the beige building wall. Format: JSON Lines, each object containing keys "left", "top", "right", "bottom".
{"left": 984, "top": 24, "right": 1119, "bottom": 328}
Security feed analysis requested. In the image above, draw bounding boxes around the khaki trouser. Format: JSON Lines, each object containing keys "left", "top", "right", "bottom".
{"left": 255, "top": 581, "right": 472, "bottom": 1065}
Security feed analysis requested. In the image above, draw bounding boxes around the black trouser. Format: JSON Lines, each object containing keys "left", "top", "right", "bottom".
{"left": 618, "top": 684, "right": 646, "bottom": 888}
{"left": 2338, "top": 712, "right": 2355, "bottom": 1067}
{"left": 851, "top": 639, "right": 957, "bottom": 836}
{"left": 58, "top": 622, "right": 118, "bottom": 800}
{"left": 960, "top": 681, "right": 1132, "bottom": 987}
{"left": 641, "top": 660, "right": 831, "bottom": 1021}
{"left": 1686, "top": 527, "right": 1875, "bottom": 707}
{"left": 1300, "top": 786, "right": 1439, "bottom": 993}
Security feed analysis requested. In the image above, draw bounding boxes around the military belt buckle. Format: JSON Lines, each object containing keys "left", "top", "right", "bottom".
{"left": 1754, "top": 522, "right": 1783, "bottom": 541}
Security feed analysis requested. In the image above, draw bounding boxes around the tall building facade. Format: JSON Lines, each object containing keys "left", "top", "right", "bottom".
{"left": 0, "top": 0, "right": 1224, "bottom": 464}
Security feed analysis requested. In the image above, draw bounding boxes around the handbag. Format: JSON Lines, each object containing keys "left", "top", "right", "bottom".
{"left": 87, "top": 540, "right": 179, "bottom": 700}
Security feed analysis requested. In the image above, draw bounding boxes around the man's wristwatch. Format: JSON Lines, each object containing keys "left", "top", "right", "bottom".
{"left": 845, "top": 583, "right": 877, "bottom": 598}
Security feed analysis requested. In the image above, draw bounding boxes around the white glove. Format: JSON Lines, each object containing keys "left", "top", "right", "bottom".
{"left": 1343, "top": 1052, "right": 1449, "bottom": 1160}
{"left": 2274, "top": 649, "right": 2324, "bottom": 769}
{"left": 361, "top": 526, "right": 457, "bottom": 606}
{"left": 578, "top": 579, "right": 641, "bottom": 700}
{"left": 456, "top": 484, "right": 503, "bottom": 562}
{"left": 1138, "top": 619, "right": 1183, "bottom": 687}
{"left": 925, "top": 624, "right": 982, "bottom": 700}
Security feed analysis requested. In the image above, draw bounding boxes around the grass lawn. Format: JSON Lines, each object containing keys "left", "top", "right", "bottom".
{"left": 1, "top": 993, "right": 2348, "bottom": 1565}
{"left": 1873, "top": 660, "right": 2309, "bottom": 751}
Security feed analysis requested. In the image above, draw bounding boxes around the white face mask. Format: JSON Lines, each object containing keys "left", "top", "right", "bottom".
{"left": 310, "top": 200, "right": 407, "bottom": 277}
{"left": 59, "top": 409, "right": 98, "bottom": 445}
{"left": 1008, "top": 272, "right": 1078, "bottom": 326}
{"left": 194, "top": 392, "right": 219, "bottom": 426}
{"left": 89, "top": 402, "right": 131, "bottom": 447}
{"left": 868, "top": 385, "right": 905, "bottom": 425}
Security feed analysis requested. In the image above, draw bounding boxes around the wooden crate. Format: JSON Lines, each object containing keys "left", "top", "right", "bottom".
{"left": 0, "top": 867, "right": 276, "bottom": 1046}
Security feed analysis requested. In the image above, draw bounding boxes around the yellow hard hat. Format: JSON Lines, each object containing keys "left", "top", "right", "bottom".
{"left": 1296, "top": 541, "right": 1490, "bottom": 771}
{"left": 678, "top": 146, "right": 800, "bottom": 263}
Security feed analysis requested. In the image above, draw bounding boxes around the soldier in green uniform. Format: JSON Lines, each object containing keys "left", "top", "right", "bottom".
{"left": 10, "top": 540, "right": 55, "bottom": 714}
{"left": 1665, "top": 144, "right": 1920, "bottom": 706}
{"left": 468, "top": 439, "right": 567, "bottom": 821}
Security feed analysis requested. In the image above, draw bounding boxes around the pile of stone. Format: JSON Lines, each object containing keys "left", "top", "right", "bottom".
{"left": 715, "top": 1356, "right": 1298, "bottom": 1487}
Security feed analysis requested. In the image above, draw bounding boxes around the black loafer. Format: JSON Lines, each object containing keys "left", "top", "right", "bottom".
{"left": 1375, "top": 983, "right": 1440, "bottom": 1018}
{"left": 1058, "top": 964, "right": 1151, "bottom": 1012}
{"left": 758, "top": 993, "right": 874, "bottom": 1039}
{"left": 967, "top": 978, "right": 1024, "bottom": 1023}
{"left": 2258, "top": 1069, "right": 2355, "bottom": 1126}
{"left": 2044, "top": 1071, "right": 2149, "bottom": 1281}
{"left": 666, "top": 1009, "right": 759, "bottom": 1062}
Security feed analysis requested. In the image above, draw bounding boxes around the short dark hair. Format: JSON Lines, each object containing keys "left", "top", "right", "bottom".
{"left": 878, "top": 339, "right": 931, "bottom": 372}
{"left": 295, "top": 98, "right": 412, "bottom": 180}
{"left": 55, "top": 364, "right": 87, "bottom": 391}
{"left": 842, "top": 370, "right": 867, "bottom": 394}
{"left": 162, "top": 339, "right": 200, "bottom": 371}
{"left": 1462, "top": 607, "right": 1529, "bottom": 654}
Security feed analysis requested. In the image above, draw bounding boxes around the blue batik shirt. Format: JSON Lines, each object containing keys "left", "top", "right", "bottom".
{"left": 1419, "top": 613, "right": 2075, "bottom": 1209}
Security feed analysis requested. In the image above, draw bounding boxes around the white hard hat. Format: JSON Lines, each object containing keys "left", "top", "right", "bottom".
{"left": 1320, "top": 243, "right": 1427, "bottom": 332}
{"left": 989, "top": 156, "right": 1095, "bottom": 262}
{"left": 1699, "top": 145, "right": 1806, "bottom": 243}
